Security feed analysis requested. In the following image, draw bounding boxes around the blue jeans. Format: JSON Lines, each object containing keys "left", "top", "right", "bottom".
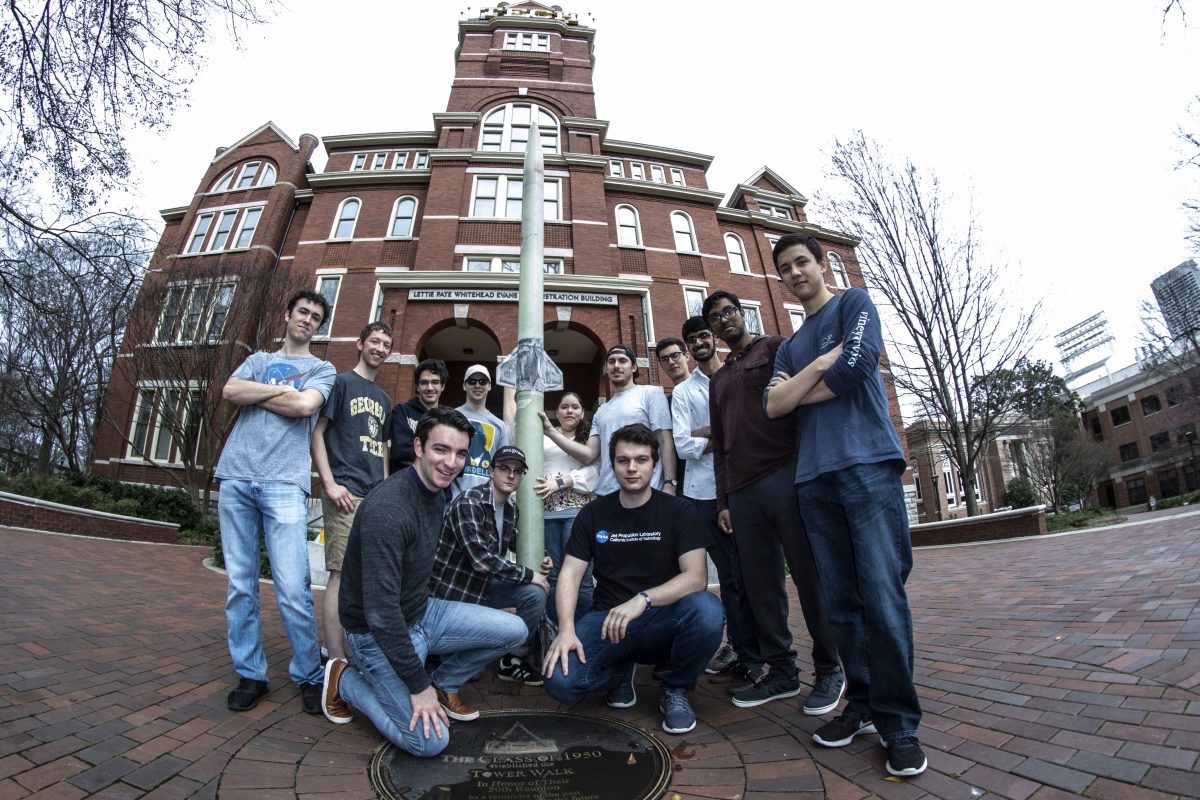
{"left": 486, "top": 579, "right": 547, "bottom": 650}
{"left": 340, "top": 598, "right": 527, "bottom": 757}
{"left": 692, "top": 499, "right": 761, "bottom": 667}
{"left": 544, "top": 591, "right": 723, "bottom": 701}
{"left": 795, "top": 462, "right": 922, "bottom": 741}
{"left": 218, "top": 479, "right": 322, "bottom": 685}
{"left": 545, "top": 513, "right": 593, "bottom": 626}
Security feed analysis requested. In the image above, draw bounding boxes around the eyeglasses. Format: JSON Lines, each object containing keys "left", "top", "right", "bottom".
{"left": 493, "top": 463, "right": 527, "bottom": 476}
{"left": 466, "top": 377, "right": 490, "bottom": 386}
{"left": 705, "top": 306, "right": 741, "bottom": 326}
{"left": 657, "top": 351, "right": 686, "bottom": 364}
{"left": 685, "top": 331, "right": 713, "bottom": 345}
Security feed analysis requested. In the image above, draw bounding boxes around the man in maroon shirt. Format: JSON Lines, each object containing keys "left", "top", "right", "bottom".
{"left": 704, "top": 290, "right": 843, "bottom": 712}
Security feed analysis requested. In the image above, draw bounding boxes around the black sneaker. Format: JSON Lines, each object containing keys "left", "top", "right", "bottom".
{"left": 803, "top": 669, "right": 845, "bottom": 716}
{"left": 725, "top": 662, "right": 765, "bottom": 695}
{"left": 300, "top": 682, "right": 323, "bottom": 715}
{"left": 705, "top": 644, "right": 737, "bottom": 675}
{"left": 497, "top": 655, "right": 545, "bottom": 687}
{"left": 226, "top": 678, "right": 268, "bottom": 712}
{"left": 659, "top": 687, "right": 696, "bottom": 734}
{"left": 885, "top": 737, "right": 928, "bottom": 777}
{"left": 812, "top": 711, "right": 877, "bottom": 747}
{"left": 731, "top": 671, "right": 801, "bottom": 708}
{"left": 606, "top": 664, "right": 637, "bottom": 708}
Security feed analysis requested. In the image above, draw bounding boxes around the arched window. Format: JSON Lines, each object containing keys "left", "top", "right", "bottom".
{"left": 480, "top": 102, "right": 560, "bottom": 154}
{"left": 212, "top": 169, "right": 236, "bottom": 193}
{"left": 724, "top": 233, "right": 748, "bottom": 273}
{"left": 671, "top": 211, "right": 697, "bottom": 253}
{"left": 331, "top": 199, "right": 360, "bottom": 239}
{"left": 210, "top": 160, "right": 276, "bottom": 192}
{"left": 615, "top": 205, "right": 642, "bottom": 246}
{"left": 828, "top": 251, "right": 850, "bottom": 289}
{"left": 389, "top": 196, "right": 418, "bottom": 237}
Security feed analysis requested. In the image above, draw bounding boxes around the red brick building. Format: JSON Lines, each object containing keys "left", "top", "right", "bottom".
{"left": 92, "top": 3, "right": 905, "bottom": 493}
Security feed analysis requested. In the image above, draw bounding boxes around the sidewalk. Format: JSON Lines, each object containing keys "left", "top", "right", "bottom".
{"left": 0, "top": 512, "right": 1197, "bottom": 799}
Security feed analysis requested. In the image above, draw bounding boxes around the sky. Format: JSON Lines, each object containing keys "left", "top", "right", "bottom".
{"left": 120, "top": 0, "right": 1200, "bottom": 374}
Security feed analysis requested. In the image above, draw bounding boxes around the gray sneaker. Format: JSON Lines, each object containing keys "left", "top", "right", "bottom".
{"left": 705, "top": 644, "right": 737, "bottom": 675}
{"left": 803, "top": 669, "right": 845, "bottom": 716}
{"left": 731, "top": 671, "right": 801, "bottom": 708}
{"left": 659, "top": 687, "right": 696, "bottom": 734}
{"left": 606, "top": 664, "right": 637, "bottom": 708}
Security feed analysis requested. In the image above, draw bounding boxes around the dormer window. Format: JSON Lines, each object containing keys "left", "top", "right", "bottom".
{"left": 758, "top": 201, "right": 792, "bottom": 219}
{"left": 210, "top": 161, "right": 276, "bottom": 193}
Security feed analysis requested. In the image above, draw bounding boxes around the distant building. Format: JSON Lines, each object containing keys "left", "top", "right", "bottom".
{"left": 905, "top": 417, "right": 1051, "bottom": 523}
{"left": 90, "top": 2, "right": 907, "bottom": 493}
{"left": 1151, "top": 259, "right": 1200, "bottom": 340}
{"left": 1078, "top": 358, "right": 1198, "bottom": 509}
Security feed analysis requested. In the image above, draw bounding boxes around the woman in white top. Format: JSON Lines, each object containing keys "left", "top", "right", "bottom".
{"left": 533, "top": 391, "right": 597, "bottom": 625}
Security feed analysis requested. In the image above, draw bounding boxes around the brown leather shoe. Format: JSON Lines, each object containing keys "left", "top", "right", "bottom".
{"left": 436, "top": 687, "right": 479, "bottom": 721}
{"left": 322, "top": 658, "right": 353, "bottom": 724}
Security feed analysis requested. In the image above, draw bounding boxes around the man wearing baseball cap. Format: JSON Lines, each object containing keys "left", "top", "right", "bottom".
{"left": 429, "top": 444, "right": 551, "bottom": 718}
{"left": 454, "top": 364, "right": 509, "bottom": 497}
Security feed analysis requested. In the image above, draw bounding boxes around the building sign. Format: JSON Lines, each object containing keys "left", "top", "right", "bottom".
{"left": 409, "top": 288, "right": 618, "bottom": 306}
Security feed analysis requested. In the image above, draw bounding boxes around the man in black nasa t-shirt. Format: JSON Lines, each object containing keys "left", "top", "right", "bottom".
{"left": 541, "top": 423, "right": 723, "bottom": 735}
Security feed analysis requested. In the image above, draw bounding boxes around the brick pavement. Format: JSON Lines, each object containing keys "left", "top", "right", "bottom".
{"left": 0, "top": 510, "right": 1197, "bottom": 799}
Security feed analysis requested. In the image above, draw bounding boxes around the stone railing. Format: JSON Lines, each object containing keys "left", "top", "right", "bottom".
{"left": 911, "top": 505, "right": 1046, "bottom": 547}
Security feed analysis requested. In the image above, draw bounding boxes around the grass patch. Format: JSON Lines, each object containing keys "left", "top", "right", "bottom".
{"left": 1045, "top": 507, "right": 1125, "bottom": 532}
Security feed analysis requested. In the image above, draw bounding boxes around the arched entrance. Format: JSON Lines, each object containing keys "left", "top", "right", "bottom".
{"left": 421, "top": 321, "right": 503, "bottom": 416}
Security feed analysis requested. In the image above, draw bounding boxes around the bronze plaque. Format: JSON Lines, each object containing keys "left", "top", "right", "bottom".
{"left": 369, "top": 710, "right": 672, "bottom": 800}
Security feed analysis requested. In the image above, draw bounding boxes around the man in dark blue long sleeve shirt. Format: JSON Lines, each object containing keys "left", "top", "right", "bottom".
{"left": 765, "top": 233, "right": 926, "bottom": 779}
{"left": 322, "top": 407, "right": 527, "bottom": 756}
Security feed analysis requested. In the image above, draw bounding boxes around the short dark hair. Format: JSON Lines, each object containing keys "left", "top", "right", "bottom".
{"left": 414, "top": 358, "right": 449, "bottom": 388}
{"left": 655, "top": 336, "right": 686, "bottom": 355}
{"left": 771, "top": 233, "right": 826, "bottom": 270}
{"left": 287, "top": 289, "right": 330, "bottom": 321}
{"left": 608, "top": 423, "right": 659, "bottom": 466}
{"left": 681, "top": 316, "right": 708, "bottom": 340}
{"left": 414, "top": 406, "right": 473, "bottom": 448}
{"left": 359, "top": 321, "right": 393, "bottom": 341}
{"left": 701, "top": 290, "right": 741, "bottom": 322}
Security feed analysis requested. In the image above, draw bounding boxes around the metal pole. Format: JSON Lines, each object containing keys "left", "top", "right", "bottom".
{"left": 496, "top": 120, "right": 563, "bottom": 570}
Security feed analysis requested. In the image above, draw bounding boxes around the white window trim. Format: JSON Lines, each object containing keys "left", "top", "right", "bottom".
{"left": 608, "top": 159, "right": 624, "bottom": 178}
{"left": 371, "top": 153, "right": 388, "bottom": 170}
{"left": 232, "top": 207, "right": 262, "bottom": 250}
{"left": 739, "top": 299, "right": 764, "bottom": 335}
{"left": 469, "top": 175, "right": 561, "bottom": 220}
{"left": 314, "top": 275, "right": 342, "bottom": 338}
{"left": 414, "top": 152, "right": 429, "bottom": 169}
{"left": 615, "top": 204, "right": 642, "bottom": 247}
{"left": 724, "top": 232, "right": 749, "bottom": 273}
{"left": 670, "top": 210, "right": 698, "bottom": 254}
{"left": 670, "top": 168, "right": 685, "bottom": 187}
{"left": 828, "top": 251, "right": 850, "bottom": 289}
{"left": 388, "top": 196, "right": 419, "bottom": 238}
{"left": 330, "top": 198, "right": 362, "bottom": 240}
{"left": 629, "top": 162, "right": 645, "bottom": 181}
{"left": 682, "top": 285, "right": 707, "bottom": 318}
{"left": 127, "top": 389, "right": 156, "bottom": 459}
{"left": 351, "top": 154, "right": 367, "bottom": 171}
{"left": 650, "top": 165, "right": 665, "bottom": 184}
{"left": 155, "top": 278, "right": 239, "bottom": 345}
{"left": 462, "top": 255, "right": 563, "bottom": 274}
{"left": 479, "top": 102, "right": 561, "bottom": 154}
{"left": 503, "top": 30, "right": 550, "bottom": 51}
{"left": 393, "top": 151, "right": 409, "bottom": 169}
{"left": 235, "top": 161, "right": 260, "bottom": 189}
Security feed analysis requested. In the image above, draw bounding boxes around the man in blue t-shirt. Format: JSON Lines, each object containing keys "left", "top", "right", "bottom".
{"left": 764, "top": 233, "right": 926, "bottom": 779}
{"left": 215, "top": 290, "right": 336, "bottom": 717}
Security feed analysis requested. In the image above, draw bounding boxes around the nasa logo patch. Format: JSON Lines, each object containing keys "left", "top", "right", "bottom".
{"left": 595, "top": 529, "right": 610, "bottom": 544}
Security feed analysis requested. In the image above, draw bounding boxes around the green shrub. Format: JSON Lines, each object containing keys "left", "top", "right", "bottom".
{"left": 0, "top": 471, "right": 202, "bottom": 535}
{"left": 1157, "top": 490, "right": 1199, "bottom": 510}
{"left": 1002, "top": 477, "right": 1041, "bottom": 509}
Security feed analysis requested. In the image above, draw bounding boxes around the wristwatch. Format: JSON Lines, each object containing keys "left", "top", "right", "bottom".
{"left": 556, "top": 476, "right": 566, "bottom": 491}
{"left": 664, "top": 479, "right": 678, "bottom": 487}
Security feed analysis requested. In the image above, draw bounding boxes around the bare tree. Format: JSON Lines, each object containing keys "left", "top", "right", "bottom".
{"left": 1137, "top": 298, "right": 1200, "bottom": 446}
{"left": 103, "top": 258, "right": 307, "bottom": 513}
{"left": 823, "top": 131, "right": 1041, "bottom": 516}
{"left": 0, "top": 217, "right": 148, "bottom": 472}
{"left": 0, "top": 0, "right": 276, "bottom": 303}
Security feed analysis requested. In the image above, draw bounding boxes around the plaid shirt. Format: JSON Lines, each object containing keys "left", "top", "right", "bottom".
{"left": 429, "top": 482, "right": 532, "bottom": 603}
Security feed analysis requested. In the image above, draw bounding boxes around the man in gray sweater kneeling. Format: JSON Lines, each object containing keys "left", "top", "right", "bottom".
{"left": 320, "top": 407, "right": 527, "bottom": 756}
